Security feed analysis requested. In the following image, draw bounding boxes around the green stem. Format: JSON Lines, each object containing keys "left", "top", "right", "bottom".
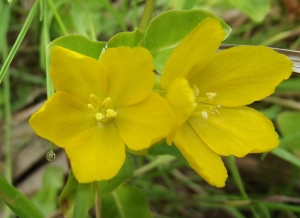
{"left": 43, "top": 0, "right": 55, "bottom": 153}
{"left": 3, "top": 46, "right": 12, "bottom": 185}
{"left": 0, "top": 0, "right": 39, "bottom": 84}
{"left": 134, "top": 155, "right": 176, "bottom": 177}
{"left": 226, "top": 156, "right": 260, "bottom": 218}
{"left": 43, "top": 0, "right": 54, "bottom": 98}
{"left": 139, "top": 0, "right": 155, "bottom": 32}
{"left": 94, "top": 181, "right": 101, "bottom": 218}
{"left": 3, "top": 73, "right": 11, "bottom": 218}
{"left": 46, "top": 0, "right": 68, "bottom": 35}
{"left": 1, "top": 3, "right": 12, "bottom": 217}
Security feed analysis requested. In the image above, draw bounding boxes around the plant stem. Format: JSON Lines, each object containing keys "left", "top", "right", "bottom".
{"left": 43, "top": 0, "right": 54, "bottom": 98}
{"left": 263, "top": 96, "right": 300, "bottom": 110}
{"left": 139, "top": 0, "right": 155, "bottom": 32}
{"left": 1, "top": 3, "right": 12, "bottom": 217}
{"left": 94, "top": 181, "right": 101, "bottom": 218}
{"left": 42, "top": 0, "right": 55, "bottom": 153}
{"left": 3, "top": 44, "right": 12, "bottom": 185}
{"left": 46, "top": 0, "right": 68, "bottom": 35}
{"left": 0, "top": 0, "right": 39, "bottom": 84}
{"left": 226, "top": 156, "right": 260, "bottom": 218}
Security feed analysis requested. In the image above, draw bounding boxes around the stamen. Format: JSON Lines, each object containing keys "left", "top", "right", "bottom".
{"left": 193, "top": 85, "right": 200, "bottom": 97}
{"left": 217, "top": 104, "right": 221, "bottom": 108}
{"left": 106, "top": 109, "right": 117, "bottom": 118}
{"left": 103, "top": 97, "right": 112, "bottom": 108}
{"left": 201, "top": 111, "right": 208, "bottom": 119}
{"left": 95, "top": 112, "right": 103, "bottom": 122}
{"left": 90, "top": 94, "right": 101, "bottom": 105}
{"left": 206, "top": 92, "right": 217, "bottom": 101}
{"left": 88, "top": 104, "right": 96, "bottom": 113}
{"left": 210, "top": 108, "right": 219, "bottom": 116}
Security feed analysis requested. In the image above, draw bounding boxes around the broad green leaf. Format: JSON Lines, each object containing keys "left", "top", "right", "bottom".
{"left": 277, "top": 111, "right": 300, "bottom": 154}
{"left": 149, "top": 142, "right": 188, "bottom": 166}
{"left": 107, "top": 29, "right": 144, "bottom": 48}
{"left": 48, "top": 34, "right": 106, "bottom": 59}
{"left": 59, "top": 170, "right": 81, "bottom": 217}
{"left": 98, "top": 154, "right": 134, "bottom": 197}
{"left": 145, "top": 10, "right": 231, "bottom": 72}
{"left": 226, "top": 0, "right": 270, "bottom": 22}
{"left": 0, "top": 173, "right": 44, "bottom": 218}
{"left": 32, "top": 166, "right": 65, "bottom": 216}
{"left": 101, "top": 184, "right": 152, "bottom": 218}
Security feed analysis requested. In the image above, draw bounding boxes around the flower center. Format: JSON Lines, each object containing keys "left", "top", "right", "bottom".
{"left": 193, "top": 85, "right": 221, "bottom": 120}
{"left": 87, "top": 94, "right": 118, "bottom": 123}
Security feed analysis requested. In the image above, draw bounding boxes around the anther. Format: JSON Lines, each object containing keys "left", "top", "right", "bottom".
{"left": 95, "top": 112, "right": 103, "bottom": 121}
{"left": 201, "top": 111, "right": 208, "bottom": 119}
{"left": 206, "top": 92, "right": 217, "bottom": 101}
{"left": 103, "top": 97, "right": 112, "bottom": 108}
{"left": 90, "top": 94, "right": 101, "bottom": 105}
{"left": 193, "top": 85, "right": 200, "bottom": 97}
{"left": 106, "top": 109, "right": 117, "bottom": 118}
{"left": 88, "top": 104, "right": 96, "bottom": 113}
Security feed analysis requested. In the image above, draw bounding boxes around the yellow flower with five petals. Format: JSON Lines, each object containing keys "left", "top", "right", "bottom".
{"left": 159, "top": 18, "right": 293, "bottom": 187}
{"left": 30, "top": 46, "right": 173, "bottom": 183}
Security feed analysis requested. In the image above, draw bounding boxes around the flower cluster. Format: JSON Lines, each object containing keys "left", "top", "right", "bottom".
{"left": 30, "top": 18, "right": 293, "bottom": 186}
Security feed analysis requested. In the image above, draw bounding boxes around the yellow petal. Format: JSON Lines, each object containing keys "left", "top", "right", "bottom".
{"left": 161, "top": 18, "right": 224, "bottom": 90}
{"left": 66, "top": 122, "right": 125, "bottom": 183}
{"left": 100, "top": 47, "right": 155, "bottom": 107}
{"left": 165, "top": 77, "right": 196, "bottom": 145}
{"left": 192, "top": 46, "right": 293, "bottom": 107}
{"left": 50, "top": 46, "right": 107, "bottom": 103}
{"left": 29, "top": 92, "right": 94, "bottom": 147}
{"left": 115, "top": 93, "right": 174, "bottom": 151}
{"left": 174, "top": 122, "right": 227, "bottom": 187}
{"left": 189, "top": 105, "right": 279, "bottom": 157}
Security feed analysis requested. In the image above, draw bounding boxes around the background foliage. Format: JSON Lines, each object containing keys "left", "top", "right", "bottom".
{"left": 1, "top": 0, "right": 300, "bottom": 217}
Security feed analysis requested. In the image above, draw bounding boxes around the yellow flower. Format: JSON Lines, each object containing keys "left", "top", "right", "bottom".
{"left": 159, "top": 18, "right": 293, "bottom": 187}
{"left": 30, "top": 46, "right": 173, "bottom": 183}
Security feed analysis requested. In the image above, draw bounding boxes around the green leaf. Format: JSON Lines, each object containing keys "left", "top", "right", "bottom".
{"left": 101, "top": 184, "right": 152, "bottom": 218}
{"left": 277, "top": 111, "right": 300, "bottom": 154}
{"left": 48, "top": 34, "right": 106, "bottom": 59}
{"left": 107, "top": 29, "right": 144, "bottom": 48}
{"left": 32, "top": 166, "right": 65, "bottom": 216}
{"left": 226, "top": 0, "right": 270, "bottom": 22}
{"left": 149, "top": 142, "right": 188, "bottom": 166}
{"left": 59, "top": 170, "right": 80, "bottom": 217}
{"left": 73, "top": 183, "right": 94, "bottom": 218}
{"left": 145, "top": 9, "right": 231, "bottom": 72}
{"left": 0, "top": 173, "right": 44, "bottom": 218}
